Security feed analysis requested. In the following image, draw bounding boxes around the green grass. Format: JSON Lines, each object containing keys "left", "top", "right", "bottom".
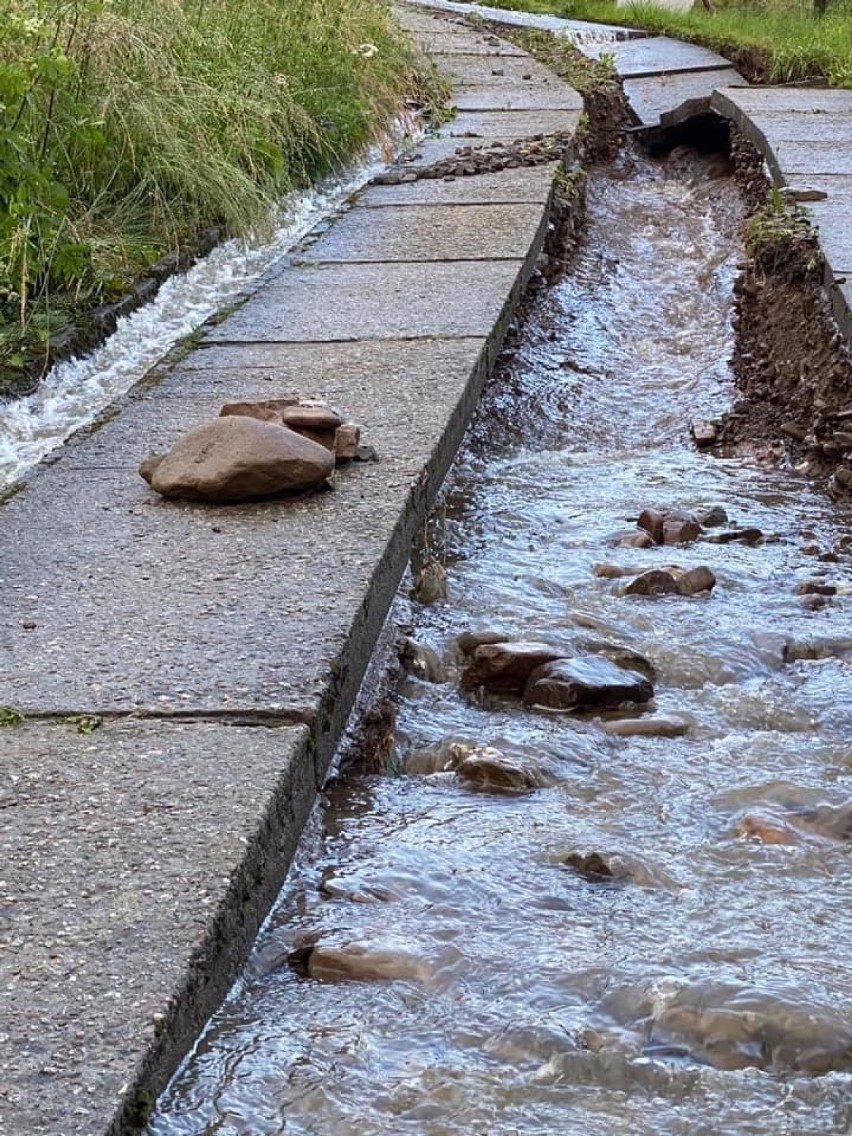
{"left": 0, "top": 0, "right": 440, "bottom": 387}
{"left": 466, "top": 0, "right": 852, "bottom": 86}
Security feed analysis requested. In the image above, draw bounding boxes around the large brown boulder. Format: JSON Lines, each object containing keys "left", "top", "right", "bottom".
{"left": 141, "top": 416, "right": 334, "bottom": 502}
{"left": 523, "top": 656, "right": 653, "bottom": 711}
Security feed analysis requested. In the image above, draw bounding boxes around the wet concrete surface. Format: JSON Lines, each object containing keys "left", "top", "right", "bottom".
{"left": 0, "top": 9, "right": 582, "bottom": 1133}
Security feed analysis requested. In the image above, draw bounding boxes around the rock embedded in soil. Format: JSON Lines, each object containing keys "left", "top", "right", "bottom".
{"left": 455, "top": 745, "right": 542, "bottom": 794}
{"left": 141, "top": 416, "right": 334, "bottom": 502}
{"left": 522, "top": 656, "right": 653, "bottom": 712}
{"left": 460, "top": 640, "right": 567, "bottom": 694}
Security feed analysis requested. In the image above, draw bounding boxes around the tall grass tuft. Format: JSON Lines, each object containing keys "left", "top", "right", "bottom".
{"left": 0, "top": 0, "right": 433, "bottom": 378}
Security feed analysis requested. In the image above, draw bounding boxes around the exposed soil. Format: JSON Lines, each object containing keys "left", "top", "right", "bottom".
{"left": 722, "top": 126, "right": 852, "bottom": 497}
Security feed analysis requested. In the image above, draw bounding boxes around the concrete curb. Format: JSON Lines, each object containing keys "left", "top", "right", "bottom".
{"left": 0, "top": 8, "right": 583, "bottom": 1134}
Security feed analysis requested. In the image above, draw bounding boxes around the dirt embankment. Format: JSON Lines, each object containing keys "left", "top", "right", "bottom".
{"left": 723, "top": 125, "right": 852, "bottom": 497}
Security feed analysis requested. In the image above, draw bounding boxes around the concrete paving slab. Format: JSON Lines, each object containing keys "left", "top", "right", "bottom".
{"left": 359, "top": 163, "right": 558, "bottom": 207}
{"left": 453, "top": 82, "right": 584, "bottom": 112}
{"left": 442, "top": 108, "right": 581, "bottom": 138}
{"left": 772, "top": 140, "right": 852, "bottom": 177}
{"left": 205, "top": 259, "right": 528, "bottom": 342}
{"left": 301, "top": 202, "right": 547, "bottom": 262}
{"left": 584, "top": 35, "right": 734, "bottom": 78}
{"left": 0, "top": 719, "right": 311, "bottom": 1136}
{"left": 725, "top": 111, "right": 852, "bottom": 145}
{"left": 427, "top": 52, "right": 570, "bottom": 89}
{"left": 623, "top": 69, "right": 747, "bottom": 126}
{"left": 0, "top": 339, "right": 496, "bottom": 724}
{"left": 409, "top": 30, "right": 526, "bottom": 56}
{"left": 813, "top": 219, "right": 852, "bottom": 275}
{"left": 713, "top": 86, "right": 852, "bottom": 116}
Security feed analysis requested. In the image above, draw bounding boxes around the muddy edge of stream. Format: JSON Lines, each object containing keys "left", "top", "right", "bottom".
{"left": 146, "top": 108, "right": 852, "bottom": 1136}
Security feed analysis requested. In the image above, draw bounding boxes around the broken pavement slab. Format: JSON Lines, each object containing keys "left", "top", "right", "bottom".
{"left": 581, "top": 33, "right": 747, "bottom": 128}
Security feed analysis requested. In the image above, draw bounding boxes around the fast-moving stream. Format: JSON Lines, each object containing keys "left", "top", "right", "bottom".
{"left": 148, "top": 149, "right": 852, "bottom": 1135}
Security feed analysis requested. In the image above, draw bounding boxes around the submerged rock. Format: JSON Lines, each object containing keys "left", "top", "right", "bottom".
{"left": 455, "top": 745, "right": 542, "bottom": 794}
{"left": 400, "top": 638, "right": 446, "bottom": 683}
{"left": 289, "top": 936, "right": 432, "bottom": 983}
{"left": 141, "top": 416, "right": 334, "bottom": 501}
{"left": 704, "top": 527, "right": 763, "bottom": 545}
{"left": 699, "top": 505, "right": 729, "bottom": 527}
{"left": 455, "top": 629, "right": 512, "bottom": 656}
{"left": 564, "top": 851, "right": 617, "bottom": 881}
{"left": 602, "top": 714, "right": 688, "bottom": 738}
{"left": 523, "top": 656, "right": 653, "bottom": 712}
{"left": 404, "top": 739, "right": 474, "bottom": 775}
{"left": 648, "top": 982, "right": 852, "bottom": 1075}
{"left": 412, "top": 557, "right": 448, "bottom": 604}
{"left": 460, "top": 641, "right": 566, "bottom": 695}
{"left": 578, "top": 639, "right": 656, "bottom": 680}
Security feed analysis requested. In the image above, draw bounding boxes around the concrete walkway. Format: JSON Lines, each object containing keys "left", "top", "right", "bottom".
{"left": 0, "top": 8, "right": 582, "bottom": 1135}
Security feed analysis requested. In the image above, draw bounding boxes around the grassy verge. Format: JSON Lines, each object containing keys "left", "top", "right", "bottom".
{"left": 463, "top": 0, "right": 852, "bottom": 86}
{"left": 0, "top": 0, "right": 440, "bottom": 391}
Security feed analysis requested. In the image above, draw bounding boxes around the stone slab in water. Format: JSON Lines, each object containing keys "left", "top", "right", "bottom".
{"left": 360, "top": 163, "right": 558, "bottom": 207}
{"left": 205, "top": 260, "right": 528, "bottom": 342}
{"left": 304, "top": 202, "right": 547, "bottom": 263}
{"left": 623, "top": 70, "right": 747, "bottom": 127}
{"left": 0, "top": 718, "right": 311, "bottom": 1136}
{"left": 584, "top": 35, "right": 734, "bottom": 78}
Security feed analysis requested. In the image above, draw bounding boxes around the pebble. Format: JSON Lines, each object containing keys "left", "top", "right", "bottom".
{"left": 602, "top": 715, "right": 689, "bottom": 738}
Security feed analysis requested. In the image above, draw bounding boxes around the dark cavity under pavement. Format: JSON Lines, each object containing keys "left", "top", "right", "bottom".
{"left": 147, "top": 147, "right": 852, "bottom": 1136}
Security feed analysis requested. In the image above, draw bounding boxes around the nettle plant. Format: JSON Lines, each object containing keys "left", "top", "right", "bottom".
{"left": 0, "top": 3, "right": 102, "bottom": 342}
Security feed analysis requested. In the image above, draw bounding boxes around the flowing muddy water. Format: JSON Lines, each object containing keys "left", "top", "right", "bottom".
{"left": 149, "top": 151, "right": 852, "bottom": 1134}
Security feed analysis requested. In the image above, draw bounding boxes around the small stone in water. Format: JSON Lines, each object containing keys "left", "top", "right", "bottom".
{"left": 602, "top": 715, "right": 688, "bottom": 738}
{"left": 564, "top": 851, "right": 616, "bottom": 881}
{"left": 699, "top": 506, "right": 728, "bottom": 527}
{"left": 455, "top": 746, "right": 540, "bottom": 793}
{"left": 523, "top": 656, "right": 653, "bottom": 711}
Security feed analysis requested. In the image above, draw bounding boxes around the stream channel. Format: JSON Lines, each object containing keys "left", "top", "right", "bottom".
{"left": 148, "top": 144, "right": 852, "bottom": 1134}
